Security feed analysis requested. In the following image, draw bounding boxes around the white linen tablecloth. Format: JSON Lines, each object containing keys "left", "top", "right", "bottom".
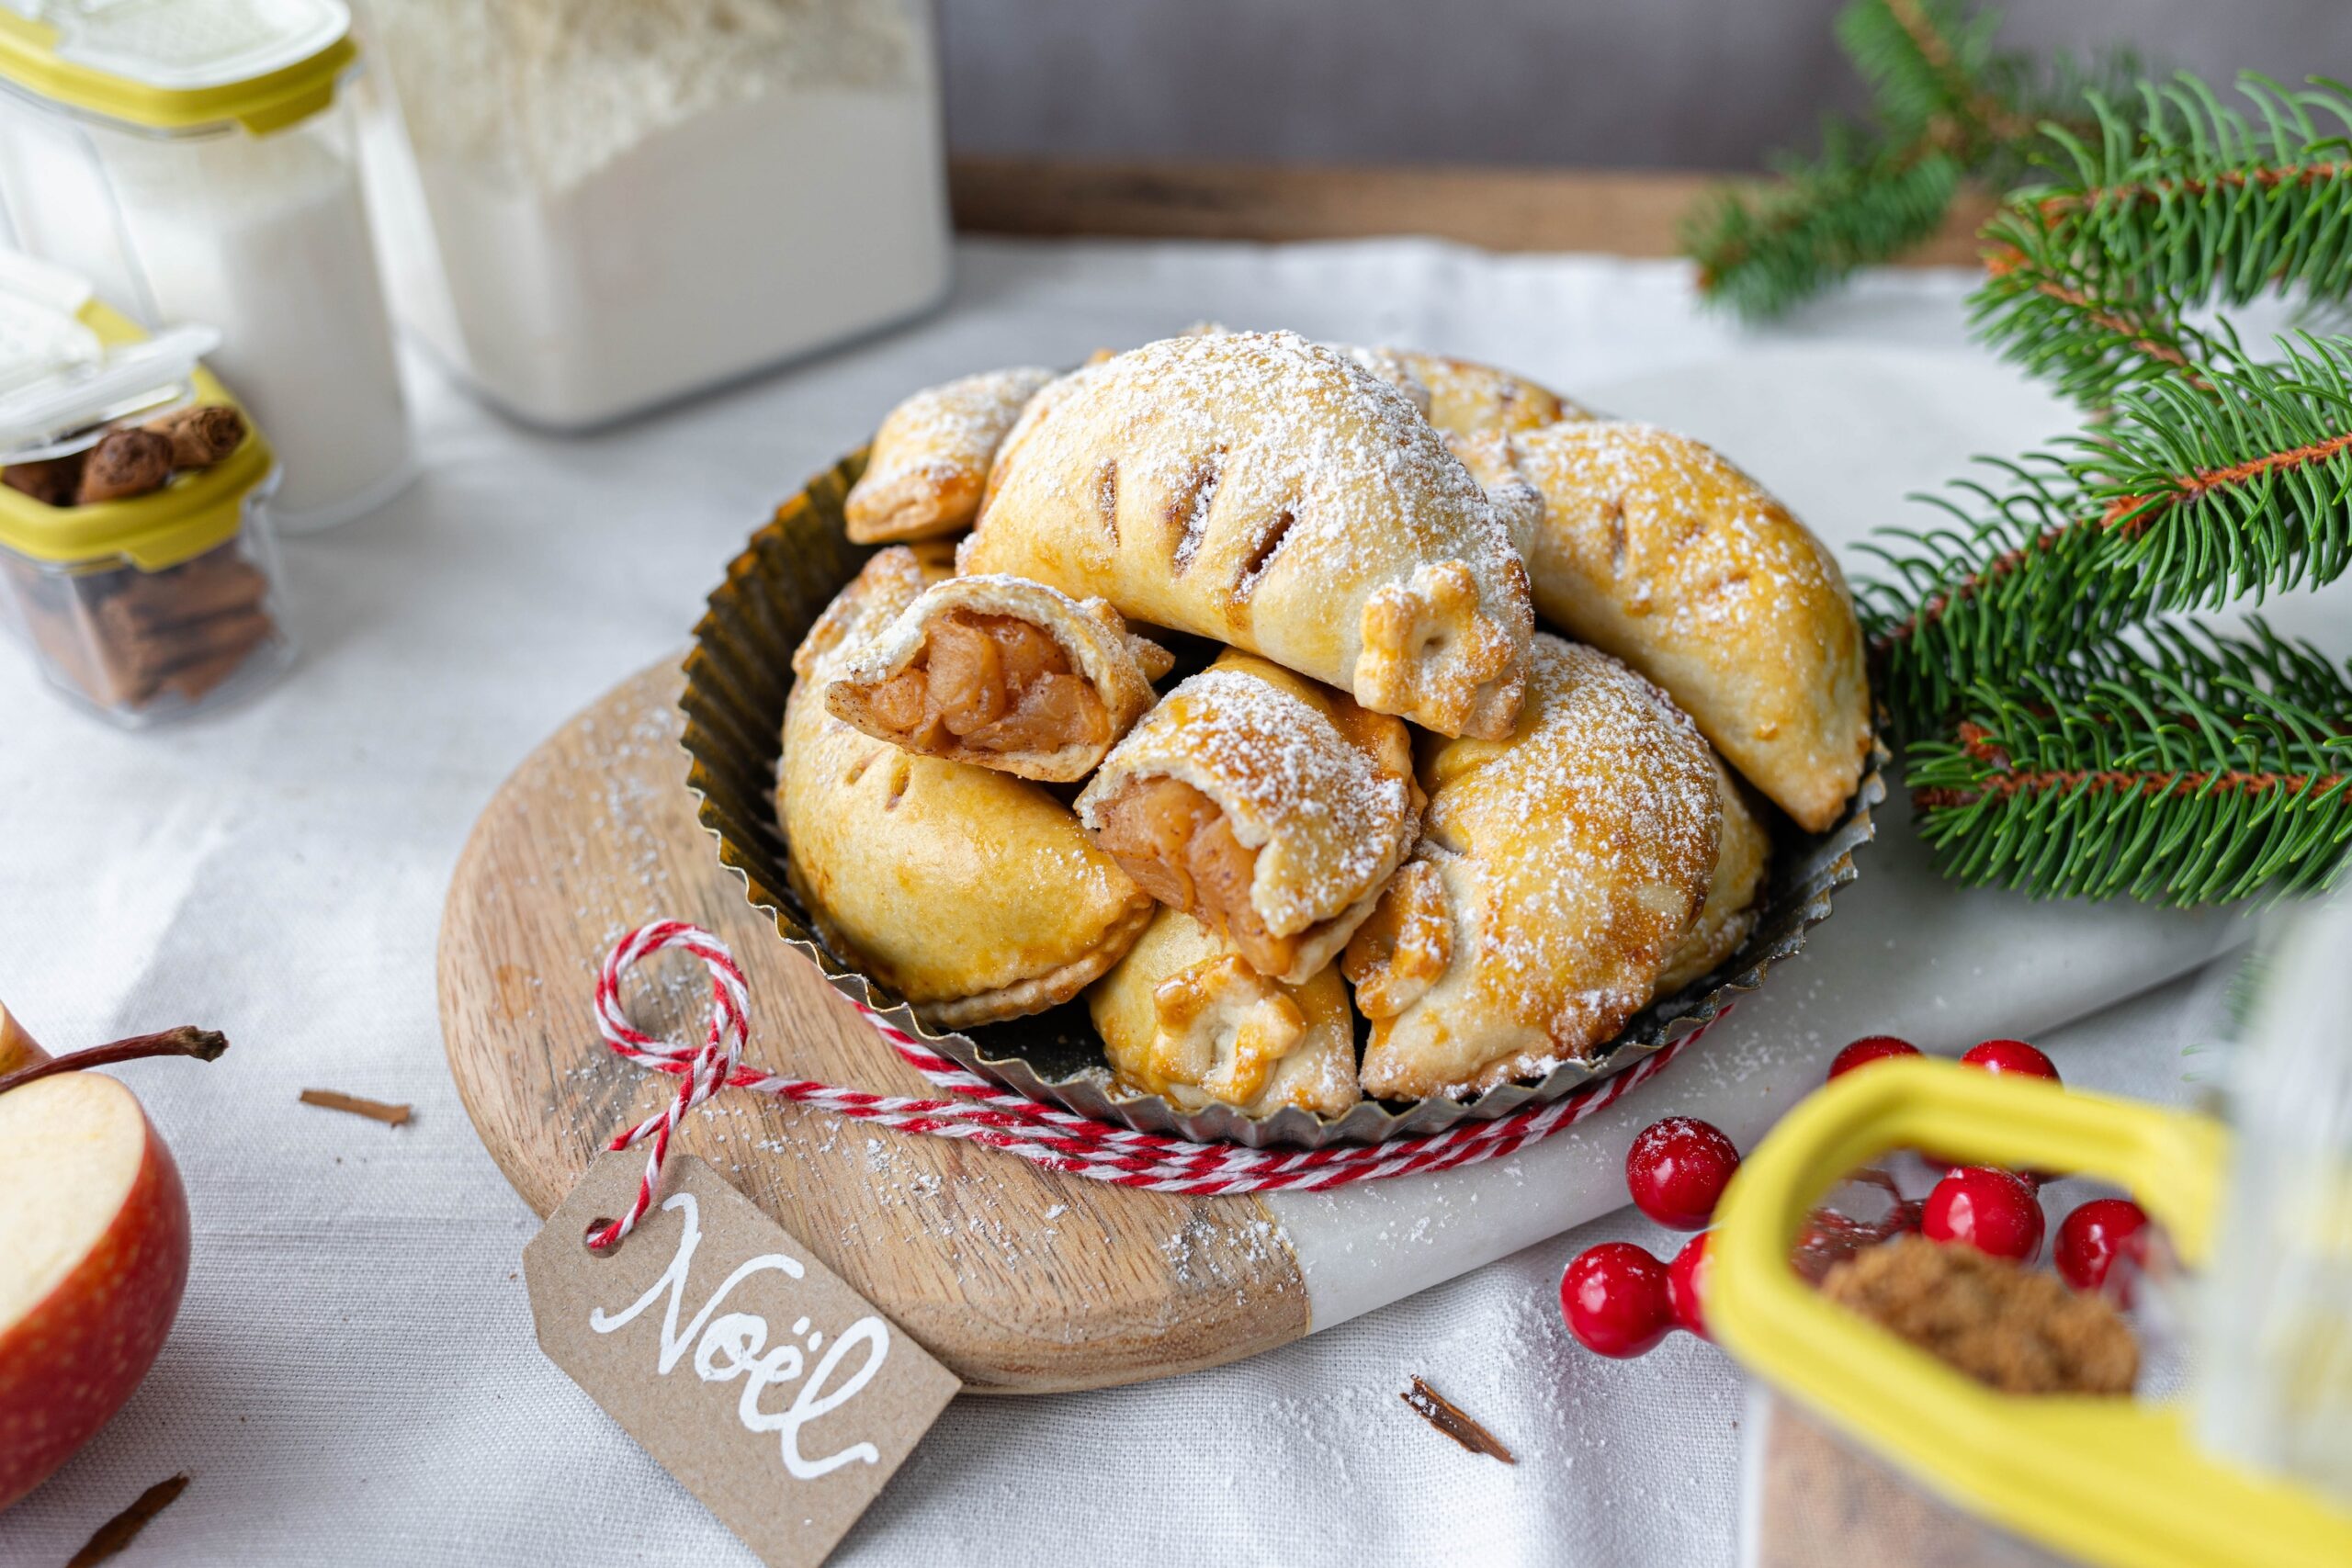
{"left": 1, "top": 239, "right": 2335, "bottom": 1566}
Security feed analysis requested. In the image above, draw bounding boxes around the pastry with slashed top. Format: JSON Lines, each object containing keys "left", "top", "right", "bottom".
{"left": 778, "top": 548, "right": 1154, "bottom": 1028}
{"left": 1087, "top": 908, "right": 1361, "bottom": 1117}
{"left": 823, "top": 573, "right": 1171, "bottom": 783}
{"left": 1453, "top": 421, "right": 1871, "bottom": 832}
{"left": 1077, "top": 650, "right": 1420, "bottom": 987}
{"left": 843, "top": 367, "right": 1056, "bottom": 544}
{"left": 959, "top": 330, "right": 1535, "bottom": 739}
{"left": 1344, "top": 636, "right": 1720, "bottom": 1100}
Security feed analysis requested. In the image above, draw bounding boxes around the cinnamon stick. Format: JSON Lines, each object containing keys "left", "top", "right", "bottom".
{"left": 300, "top": 1088, "right": 413, "bottom": 1126}
{"left": 144, "top": 404, "right": 247, "bottom": 468}
{"left": 1400, "top": 1376, "right": 1516, "bottom": 1463}
{"left": 75, "top": 427, "right": 174, "bottom": 504}
{"left": 3, "top": 452, "right": 85, "bottom": 506}
{"left": 66, "top": 1473, "right": 188, "bottom": 1567}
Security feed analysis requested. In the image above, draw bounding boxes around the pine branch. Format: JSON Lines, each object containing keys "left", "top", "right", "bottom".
{"left": 1907, "top": 618, "right": 2352, "bottom": 905}
{"left": 1684, "top": 126, "right": 1963, "bottom": 319}
{"left": 1837, "top": 0, "right": 2025, "bottom": 150}
{"left": 1688, "top": 1, "right": 2136, "bottom": 319}
{"left": 1974, "top": 73, "right": 2352, "bottom": 404}
{"left": 1860, "top": 334, "right": 2352, "bottom": 732}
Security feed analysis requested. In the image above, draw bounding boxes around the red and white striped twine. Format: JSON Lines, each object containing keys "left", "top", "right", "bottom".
{"left": 583, "top": 919, "right": 1710, "bottom": 1248}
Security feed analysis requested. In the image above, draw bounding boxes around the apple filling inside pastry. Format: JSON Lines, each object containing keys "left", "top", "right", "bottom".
{"left": 859, "top": 610, "right": 1114, "bottom": 760}
{"left": 1086, "top": 773, "right": 1324, "bottom": 979}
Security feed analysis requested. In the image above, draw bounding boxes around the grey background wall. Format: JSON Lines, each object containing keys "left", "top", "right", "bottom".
{"left": 940, "top": 0, "right": 2348, "bottom": 169}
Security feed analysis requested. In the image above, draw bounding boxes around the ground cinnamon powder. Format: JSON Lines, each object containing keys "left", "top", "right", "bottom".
{"left": 1752, "top": 1236, "right": 2137, "bottom": 1567}
{"left": 1820, "top": 1235, "right": 2137, "bottom": 1395}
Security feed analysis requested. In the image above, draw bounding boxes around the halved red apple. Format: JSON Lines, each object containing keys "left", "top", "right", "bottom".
{"left": 0, "top": 999, "right": 43, "bottom": 1076}
{"left": 0, "top": 1068, "right": 192, "bottom": 1510}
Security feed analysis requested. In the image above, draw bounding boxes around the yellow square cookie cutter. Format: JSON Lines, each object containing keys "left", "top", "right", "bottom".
{"left": 1707, "top": 1057, "right": 2352, "bottom": 1568}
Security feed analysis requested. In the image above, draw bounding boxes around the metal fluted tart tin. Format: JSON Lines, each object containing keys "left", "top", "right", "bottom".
{"left": 682, "top": 450, "right": 1885, "bottom": 1148}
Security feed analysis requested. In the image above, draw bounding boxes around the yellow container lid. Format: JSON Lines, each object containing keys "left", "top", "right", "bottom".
{"left": 0, "top": 298, "right": 274, "bottom": 571}
{"left": 1708, "top": 1059, "right": 2352, "bottom": 1568}
{"left": 0, "top": 0, "right": 355, "bottom": 136}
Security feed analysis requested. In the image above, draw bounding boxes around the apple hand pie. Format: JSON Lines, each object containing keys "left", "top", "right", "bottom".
{"left": 780, "top": 551, "right": 1154, "bottom": 1029}
{"left": 1656, "top": 756, "right": 1770, "bottom": 996}
{"left": 1366, "top": 347, "right": 1589, "bottom": 437}
{"left": 1088, "top": 908, "right": 1362, "bottom": 1117}
{"left": 959, "top": 330, "right": 1535, "bottom": 739}
{"left": 1344, "top": 636, "right": 1720, "bottom": 1100}
{"left": 1454, "top": 422, "right": 1871, "bottom": 832}
{"left": 1077, "top": 651, "right": 1420, "bottom": 987}
{"left": 843, "top": 367, "right": 1056, "bottom": 544}
{"left": 823, "top": 573, "right": 1171, "bottom": 783}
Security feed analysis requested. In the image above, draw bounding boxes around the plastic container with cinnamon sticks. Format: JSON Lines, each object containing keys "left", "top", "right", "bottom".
{"left": 0, "top": 296, "right": 290, "bottom": 726}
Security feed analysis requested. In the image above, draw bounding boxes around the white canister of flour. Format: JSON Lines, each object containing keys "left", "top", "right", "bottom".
{"left": 353, "top": 0, "right": 952, "bottom": 430}
{"left": 0, "top": 0, "right": 413, "bottom": 533}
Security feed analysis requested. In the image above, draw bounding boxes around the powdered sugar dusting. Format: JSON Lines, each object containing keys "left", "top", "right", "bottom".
{"left": 975, "top": 331, "right": 1522, "bottom": 638}
{"left": 1455, "top": 639, "right": 1712, "bottom": 1021}
{"left": 871, "top": 367, "right": 1055, "bottom": 484}
{"left": 1527, "top": 421, "right": 1838, "bottom": 637}
{"left": 1369, "top": 636, "right": 1717, "bottom": 1097}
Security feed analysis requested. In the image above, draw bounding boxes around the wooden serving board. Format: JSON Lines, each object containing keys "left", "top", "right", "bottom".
{"left": 438, "top": 659, "right": 1308, "bottom": 1395}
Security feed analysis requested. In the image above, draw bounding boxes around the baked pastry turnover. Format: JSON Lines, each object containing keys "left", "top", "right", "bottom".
{"left": 1346, "top": 636, "right": 1720, "bottom": 1100}
{"left": 960, "top": 330, "right": 1535, "bottom": 739}
{"left": 780, "top": 549, "right": 1154, "bottom": 1029}
{"left": 1077, "top": 651, "right": 1420, "bottom": 987}
{"left": 1656, "top": 757, "right": 1770, "bottom": 995}
{"left": 1378, "top": 348, "right": 1587, "bottom": 437}
{"left": 824, "top": 573, "right": 1172, "bottom": 783}
{"left": 844, "top": 367, "right": 1055, "bottom": 544}
{"left": 1455, "top": 422, "right": 1871, "bottom": 832}
{"left": 1088, "top": 908, "right": 1361, "bottom": 1117}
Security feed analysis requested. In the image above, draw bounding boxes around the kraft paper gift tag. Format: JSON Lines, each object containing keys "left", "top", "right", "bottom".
{"left": 526, "top": 1151, "right": 960, "bottom": 1567}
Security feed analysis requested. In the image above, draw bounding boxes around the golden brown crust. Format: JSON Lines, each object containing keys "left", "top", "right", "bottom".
{"left": 1656, "top": 757, "right": 1770, "bottom": 995}
{"left": 1341, "top": 858, "right": 1453, "bottom": 1021}
{"left": 823, "top": 574, "right": 1168, "bottom": 782}
{"left": 1077, "top": 651, "right": 1420, "bottom": 986}
{"left": 780, "top": 556, "right": 1154, "bottom": 1028}
{"left": 1351, "top": 636, "right": 1721, "bottom": 1101}
{"left": 1087, "top": 908, "right": 1362, "bottom": 1116}
{"left": 1380, "top": 349, "right": 1589, "bottom": 436}
{"left": 1457, "top": 422, "right": 1871, "bottom": 832}
{"left": 791, "top": 543, "right": 955, "bottom": 681}
{"left": 845, "top": 367, "right": 1056, "bottom": 544}
{"left": 959, "top": 331, "right": 1534, "bottom": 739}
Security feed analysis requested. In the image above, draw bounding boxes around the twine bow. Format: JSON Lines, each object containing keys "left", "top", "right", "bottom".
{"left": 585, "top": 919, "right": 1708, "bottom": 1248}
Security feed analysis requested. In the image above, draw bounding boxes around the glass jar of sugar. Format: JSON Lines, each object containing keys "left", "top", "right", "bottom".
{"left": 352, "top": 0, "right": 951, "bottom": 429}
{"left": 0, "top": 0, "right": 413, "bottom": 533}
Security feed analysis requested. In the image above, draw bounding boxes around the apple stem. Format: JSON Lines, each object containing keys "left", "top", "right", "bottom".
{"left": 0, "top": 1026, "right": 228, "bottom": 1097}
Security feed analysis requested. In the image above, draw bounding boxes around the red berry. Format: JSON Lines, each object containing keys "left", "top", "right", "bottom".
{"left": 1625, "top": 1116, "right": 1742, "bottom": 1229}
{"left": 1668, "top": 1233, "right": 1711, "bottom": 1339}
{"left": 1828, "top": 1035, "right": 1921, "bottom": 1080}
{"left": 1960, "top": 1038, "right": 2062, "bottom": 1085}
{"left": 2056, "top": 1199, "right": 2149, "bottom": 1296}
{"left": 1923, "top": 1166, "right": 2045, "bottom": 1262}
{"left": 1561, "top": 1242, "right": 1673, "bottom": 1358}
{"left": 1953, "top": 1040, "right": 2064, "bottom": 1181}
